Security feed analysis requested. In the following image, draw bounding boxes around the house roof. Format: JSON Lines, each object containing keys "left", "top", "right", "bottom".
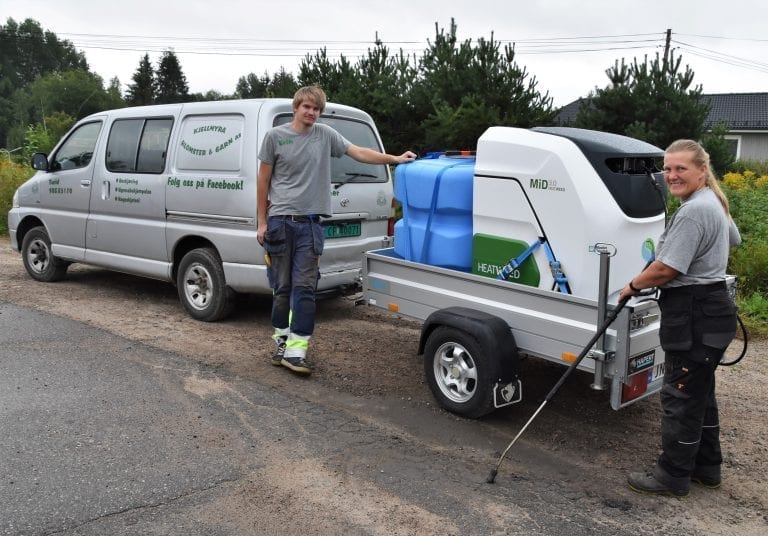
{"left": 703, "top": 93, "right": 768, "bottom": 130}
{"left": 556, "top": 92, "right": 768, "bottom": 131}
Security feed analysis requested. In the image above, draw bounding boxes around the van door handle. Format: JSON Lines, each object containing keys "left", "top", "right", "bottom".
{"left": 101, "top": 180, "right": 110, "bottom": 199}
{"left": 81, "top": 179, "right": 91, "bottom": 187}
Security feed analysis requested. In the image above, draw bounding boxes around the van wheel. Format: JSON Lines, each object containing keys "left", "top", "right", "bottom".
{"left": 424, "top": 326, "right": 496, "bottom": 418}
{"left": 21, "top": 226, "right": 69, "bottom": 282}
{"left": 177, "top": 248, "right": 235, "bottom": 322}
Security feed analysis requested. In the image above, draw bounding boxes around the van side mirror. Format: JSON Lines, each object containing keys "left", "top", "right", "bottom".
{"left": 31, "top": 153, "right": 49, "bottom": 171}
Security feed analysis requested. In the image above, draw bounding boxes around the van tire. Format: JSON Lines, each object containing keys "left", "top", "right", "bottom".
{"left": 177, "top": 248, "right": 235, "bottom": 322}
{"left": 21, "top": 226, "right": 69, "bottom": 282}
{"left": 423, "top": 326, "right": 496, "bottom": 418}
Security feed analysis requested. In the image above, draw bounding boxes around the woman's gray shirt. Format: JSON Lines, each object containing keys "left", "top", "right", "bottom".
{"left": 656, "top": 187, "right": 741, "bottom": 288}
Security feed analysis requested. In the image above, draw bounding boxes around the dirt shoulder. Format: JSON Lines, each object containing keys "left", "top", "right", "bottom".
{"left": 1, "top": 237, "right": 766, "bottom": 534}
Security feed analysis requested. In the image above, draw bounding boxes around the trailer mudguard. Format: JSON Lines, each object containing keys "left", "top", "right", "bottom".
{"left": 419, "top": 306, "right": 519, "bottom": 383}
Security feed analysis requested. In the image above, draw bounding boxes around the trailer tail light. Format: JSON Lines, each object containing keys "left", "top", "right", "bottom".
{"left": 621, "top": 372, "right": 649, "bottom": 404}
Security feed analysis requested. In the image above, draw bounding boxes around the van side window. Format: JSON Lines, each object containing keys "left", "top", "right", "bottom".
{"left": 51, "top": 121, "right": 102, "bottom": 171}
{"left": 107, "top": 118, "right": 173, "bottom": 173}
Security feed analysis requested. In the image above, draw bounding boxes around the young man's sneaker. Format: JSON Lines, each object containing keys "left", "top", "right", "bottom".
{"left": 271, "top": 341, "right": 287, "bottom": 366}
{"left": 281, "top": 355, "right": 313, "bottom": 375}
{"left": 627, "top": 471, "right": 689, "bottom": 498}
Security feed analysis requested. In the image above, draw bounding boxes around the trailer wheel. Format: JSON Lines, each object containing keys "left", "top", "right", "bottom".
{"left": 21, "top": 226, "right": 69, "bottom": 282}
{"left": 424, "top": 326, "right": 496, "bottom": 418}
{"left": 177, "top": 248, "right": 235, "bottom": 322}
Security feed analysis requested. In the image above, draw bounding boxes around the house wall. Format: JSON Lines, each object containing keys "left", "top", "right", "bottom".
{"left": 739, "top": 133, "right": 768, "bottom": 161}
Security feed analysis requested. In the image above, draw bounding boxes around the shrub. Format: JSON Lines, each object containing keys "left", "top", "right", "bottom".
{"left": 738, "top": 292, "right": 768, "bottom": 338}
{"left": 0, "top": 160, "right": 34, "bottom": 234}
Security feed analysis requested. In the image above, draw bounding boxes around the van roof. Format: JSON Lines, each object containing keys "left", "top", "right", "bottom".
{"left": 81, "top": 98, "right": 374, "bottom": 123}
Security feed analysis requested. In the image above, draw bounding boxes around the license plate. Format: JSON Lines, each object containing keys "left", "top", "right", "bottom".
{"left": 323, "top": 221, "right": 361, "bottom": 239}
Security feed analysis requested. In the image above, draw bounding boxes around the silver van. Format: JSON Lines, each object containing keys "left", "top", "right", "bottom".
{"left": 8, "top": 99, "right": 394, "bottom": 321}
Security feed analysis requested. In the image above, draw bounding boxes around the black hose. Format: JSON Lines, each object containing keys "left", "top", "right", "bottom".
{"left": 719, "top": 314, "right": 748, "bottom": 366}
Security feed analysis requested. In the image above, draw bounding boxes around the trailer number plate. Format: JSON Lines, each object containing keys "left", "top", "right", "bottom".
{"left": 628, "top": 349, "right": 655, "bottom": 375}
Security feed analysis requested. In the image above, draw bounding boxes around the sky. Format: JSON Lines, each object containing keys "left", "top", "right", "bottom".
{"left": 4, "top": 0, "right": 768, "bottom": 108}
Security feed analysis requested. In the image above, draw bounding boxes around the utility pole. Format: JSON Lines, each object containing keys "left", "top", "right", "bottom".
{"left": 663, "top": 29, "right": 672, "bottom": 72}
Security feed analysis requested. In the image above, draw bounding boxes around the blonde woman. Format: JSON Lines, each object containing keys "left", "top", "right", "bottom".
{"left": 620, "top": 139, "right": 740, "bottom": 497}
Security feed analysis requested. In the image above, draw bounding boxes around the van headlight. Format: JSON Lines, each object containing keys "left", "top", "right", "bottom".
{"left": 12, "top": 189, "right": 19, "bottom": 208}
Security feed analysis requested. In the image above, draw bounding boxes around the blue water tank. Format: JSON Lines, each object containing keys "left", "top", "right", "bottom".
{"left": 393, "top": 154, "right": 475, "bottom": 271}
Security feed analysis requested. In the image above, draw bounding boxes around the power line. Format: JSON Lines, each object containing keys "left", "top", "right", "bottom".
{"left": 673, "top": 40, "right": 768, "bottom": 74}
{"left": 8, "top": 28, "right": 768, "bottom": 77}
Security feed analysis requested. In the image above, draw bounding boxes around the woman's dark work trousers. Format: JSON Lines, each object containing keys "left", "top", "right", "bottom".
{"left": 655, "top": 283, "right": 736, "bottom": 488}
{"left": 657, "top": 353, "right": 722, "bottom": 481}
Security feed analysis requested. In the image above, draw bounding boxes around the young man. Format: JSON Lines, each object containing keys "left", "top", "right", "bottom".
{"left": 256, "top": 86, "right": 416, "bottom": 375}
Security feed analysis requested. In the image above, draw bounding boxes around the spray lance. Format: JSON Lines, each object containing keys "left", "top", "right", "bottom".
{"left": 485, "top": 295, "right": 630, "bottom": 483}
{"left": 486, "top": 243, "right": 657, "bottom": 484}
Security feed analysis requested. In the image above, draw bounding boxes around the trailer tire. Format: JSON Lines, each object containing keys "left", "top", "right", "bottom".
{"left": 177, "top": 248, "right": 235, "bottom": 322}
{"left": 21, "top": 226, "right": 69, "bottom": 282}
{"left": 424, "top": 326, "right": 497, "bottom": 418}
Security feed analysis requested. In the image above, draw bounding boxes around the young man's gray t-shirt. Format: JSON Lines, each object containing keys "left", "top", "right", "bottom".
{"left": 258, "top": 123, "right": 350, "bottom": 217}
{"left": 657, "top": 187, "right": 740, "bottom": 288}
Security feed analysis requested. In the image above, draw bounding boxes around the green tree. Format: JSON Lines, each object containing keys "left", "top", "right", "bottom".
{"left": 297, "top": 20, "right": 555, "bottom": 153}
{"left": 235, "top": 68, "right": 297, "bottom": 99}
{"left": 21, "top": 111, "right": 75, "bottom": 159}
{"left": 125, "top": 53, "right": 155, "bottom": 105}
{"left": 416, "top": 20, "right": 555, "bottom": 150}
{"left": 298, "top": 48, "right": 357, "bottom": 101}
{"left": 189, "top": 89, "right": 232, "bottom": 101}
{"left": 0, "top": 17, "right": 89, "bottom": 146}
{"left": 0, "top": 18, "right": 87, "bottom": 89}
{"left": 235, "top": 72, "right": 270, "bottom": 98}
{"left": 575, "top": 50, "right": 709, "bottom": 150}
{"left": 6, "top": 69, "right": 124, "bottom": 149}
{"left": 269, "top": 67, "right": 298, "bottom": 97}
{"left": 155, "top": 50, "right": 189, "bottom": 104}
{"left": 701, "top": 122, "right": 736, "bottom": 177}
{"left": 341, "top": 44, "right": 420, "bottom": 155}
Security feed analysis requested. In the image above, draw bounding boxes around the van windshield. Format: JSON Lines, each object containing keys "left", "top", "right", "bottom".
{"left": 273, "top": 114, "right": 388, "bottom": 185}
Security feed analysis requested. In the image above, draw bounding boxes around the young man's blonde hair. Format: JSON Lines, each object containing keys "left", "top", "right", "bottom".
{"left": 292, "top": 86, "right": 327, "bottom": 114}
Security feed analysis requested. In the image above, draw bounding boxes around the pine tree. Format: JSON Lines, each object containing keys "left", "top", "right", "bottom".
{"left": 575, "top": 50, "right": 709, "bottom": 150}
{"left": 155, "top": 50, "right": 189, "bottom": 104}
{"left": 125, "top": 54, "right": 155, "bottom": 106}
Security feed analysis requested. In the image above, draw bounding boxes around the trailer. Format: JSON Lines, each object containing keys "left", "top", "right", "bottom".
{"left": 364, "top": 246, "right": 664, "bottom": 417}
{"left": 362, "top": 126, "right": 672, "bottom": 418}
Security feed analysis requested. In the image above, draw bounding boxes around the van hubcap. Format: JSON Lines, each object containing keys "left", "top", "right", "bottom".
{"left": 26, "top": 239, "right": 51, "bottom": 273}
{"left": 183, "top": 264, "right": 213, "bottom": 310}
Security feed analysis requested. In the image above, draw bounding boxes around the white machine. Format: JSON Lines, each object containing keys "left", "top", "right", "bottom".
{"left": 473, "top": 126, "right": 666, "bottom": 300}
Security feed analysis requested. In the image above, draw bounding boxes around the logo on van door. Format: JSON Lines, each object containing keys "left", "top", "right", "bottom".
{"left": 177, "top": 116, "right": 245, "bottom": 173}
{"left": 181, "top": 130, "right": 242, "bottom": 156}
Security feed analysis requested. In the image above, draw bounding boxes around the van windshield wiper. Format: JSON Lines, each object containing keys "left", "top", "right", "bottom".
{"left": 333, "top": 172, "right": 378, "bottom": 189}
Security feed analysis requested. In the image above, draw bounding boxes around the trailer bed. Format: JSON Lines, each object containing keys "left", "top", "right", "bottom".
{"left": 363, "top": 248, "right": 665, "bottom": 413}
